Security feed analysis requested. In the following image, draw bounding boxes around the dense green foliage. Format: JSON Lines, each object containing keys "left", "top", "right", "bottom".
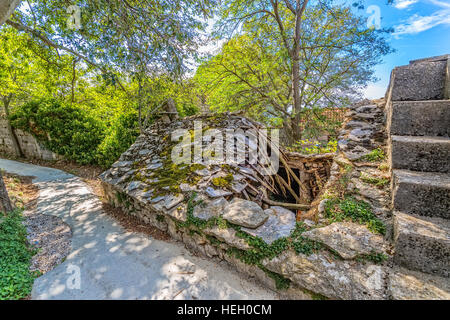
{"left": 1, "top": 0, "right": 392, "bottom": 161}
{"left": 10, "top": 99, "right": 105, "bottom": 164}
{"left": 96, "top": 108, "right": 140, "bottom": 168}
{"left": 196, "top": 2, "right": 393, "bottom": 144}
{"left": 0, "top": 209, "right": 38, "bottom": 300}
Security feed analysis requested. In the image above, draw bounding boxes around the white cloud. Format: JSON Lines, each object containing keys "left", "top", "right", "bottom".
{"left": 363, "top": 84, "right": 387, "bottom": 100}
{"left": 393, "top": 0, "right": 419, "bottom": 10}
{"left": 394, "top": 9, "right": 450, "bottom": 36}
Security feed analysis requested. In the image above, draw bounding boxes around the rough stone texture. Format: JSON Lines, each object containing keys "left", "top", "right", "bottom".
{"left": 203, "top": 226, "right": 251, "bottom": 251}
{"left": 193, "top": 197, "right": 228, "bottom": 220}
{"left": 393, "top": 212, "right": 450, "bottom": 278}
{"left": 390, "top": 60, "right": 447, "bottom": 101}
{"left": 337, "top": 103, "right": 384, "bottom": 162}
{"left": 222, "top": 198, "right": 268, "bottom": 228}
{"left": 242, "top": 206, "right": 296, "bottom": 245}
{"left": 390, "top": 101, "right": 450, "bottom": 137}
{"left": 392, "top": 170, "right": 450, "bottom": 219}
{"left": 302, "top": 222, "right": 387, "bottom": 260}
{"left": 391, "top": 135, "right": 450, "bottom": 173}
{"left": 389, "top": 267, "right": 450, "bottom": 300}
{"left": 0, "top": 118, "right": 60, "bottom": 160}
{"left": 263, "top": 250, "right": 388, "bottom": 300}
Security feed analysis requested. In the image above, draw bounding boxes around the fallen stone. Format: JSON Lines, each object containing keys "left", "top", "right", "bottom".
{"left": 303, "top": 222, "right": 387, "bottom": 259}
{"left": 242, "top": 207, "right": 296, "bottom": 244}
{"left": 223, "top": 198, "right": 268, "bottom": 228}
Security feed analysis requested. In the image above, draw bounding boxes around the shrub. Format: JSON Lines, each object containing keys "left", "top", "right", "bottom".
{"left": 10, "top": 99, "right": 105, "bottom": 165}
{"left": 96, "top": 108, "right": 140, "bottom": 168}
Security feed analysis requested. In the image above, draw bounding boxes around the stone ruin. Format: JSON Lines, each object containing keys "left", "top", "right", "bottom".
{"left": 100, "top": 113, "right": 332, "bottom": 243}
{"left": 100, "top": 111, "right": 391, "bottom": 300}
{"left": 100, "top": 55, "right": 450, "bottom": 300}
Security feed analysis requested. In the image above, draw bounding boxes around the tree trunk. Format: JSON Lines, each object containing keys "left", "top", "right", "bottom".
{"left": 0, "top": 0, "right": 21, "bottom": 26}
{"left": 289, "top": 0, "right": 309, "bottom": 146}
{"left": 2, "top": 96, "right": 24, "bottom": 157}
{"left": 0, "top": 172, "right": 13, "bottom": 214}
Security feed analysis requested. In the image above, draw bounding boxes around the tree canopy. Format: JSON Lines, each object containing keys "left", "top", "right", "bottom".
{"left": 196, "top": 2, "right": 393, "bottom": 143}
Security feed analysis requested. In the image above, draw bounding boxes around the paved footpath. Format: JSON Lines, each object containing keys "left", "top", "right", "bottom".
{"left": 0, "top": 159, "right": 279, "bottom": 300}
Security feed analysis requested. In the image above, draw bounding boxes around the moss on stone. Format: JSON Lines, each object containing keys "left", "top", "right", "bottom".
{"left": 211, "top": 173, "right": 233, "bottom": 189}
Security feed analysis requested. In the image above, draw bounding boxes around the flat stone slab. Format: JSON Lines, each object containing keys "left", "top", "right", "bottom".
{"left": 222, "top": 198, "right": 268, "bottom": 228}
{"left": 163, "top": 194, "right": 184, "bottom": 210}
{"left": 393, "top": 211, "right": 450, "bottom": 277}
{"left": 389, "top": 267, "right": 450, "bottom": 300}
{"left": 193, "top": 197, "right": 228, "bottom": 221}
{"left": 263, "top": 250, "right": 388, "bottom": 300}
{"left": 242, "top": 206, "right": 296, "bottom": 244}
{"left": 303, "top": 222, "right": 387, "bottom": 259}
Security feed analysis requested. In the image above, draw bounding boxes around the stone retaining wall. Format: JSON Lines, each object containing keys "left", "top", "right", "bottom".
{"left": 0, "top": 118, "right": 59, "bottom": 160}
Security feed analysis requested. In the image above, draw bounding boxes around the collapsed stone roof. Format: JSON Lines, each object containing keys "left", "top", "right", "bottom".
{"left": 100, "top": 112, "right": 331, "bottom": 243}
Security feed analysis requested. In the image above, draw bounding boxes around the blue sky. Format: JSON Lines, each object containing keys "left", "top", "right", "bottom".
{"left": 362, "top": 0, "right": 450, "bottom": 98}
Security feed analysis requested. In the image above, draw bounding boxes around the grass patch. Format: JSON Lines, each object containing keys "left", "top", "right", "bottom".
{"left": 361, "top": 148, "right": 385, "bottom": 162}
{"left": 0, "top": 209, "right": 39, "bottom": 300}
{"left": 359, "top": 172, "right": 390, "bottom": 188}
{"left": 324, "top": 197, "right": 386, "bottom": 235}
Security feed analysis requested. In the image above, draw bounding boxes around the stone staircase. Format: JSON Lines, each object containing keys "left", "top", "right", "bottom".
{"left": 386, "top": 55, "right": 450, "bottom": 298}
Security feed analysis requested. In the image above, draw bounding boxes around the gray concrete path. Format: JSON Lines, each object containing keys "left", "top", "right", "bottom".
{"left": 0, "top": 159, "right": 279, "bottom": 300}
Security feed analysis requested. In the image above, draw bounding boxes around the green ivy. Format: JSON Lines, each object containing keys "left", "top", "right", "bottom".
{"left": 0, "top": 210, "right": 39, "bottom": 300}
{"left": 324, "top": 197, "right": 386, "bottom": 235}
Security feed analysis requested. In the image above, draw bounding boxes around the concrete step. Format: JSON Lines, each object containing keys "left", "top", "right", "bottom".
{"left": 389, "top": 266, "right": 450, "bottom": 300}
{"left": 390, "top": 100, "right": 450, "bottom": 137}
{"left": 392, "top": 170, "right": 450, "bottom": 219}
{"left": 393, "top": 212, "right": 450, "bottom": 278}
{"left": 390, "top": 58, "right": 448, "bottom": 101}
{"left": 391, "top": 135, "right": 450, "bottom": 173}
